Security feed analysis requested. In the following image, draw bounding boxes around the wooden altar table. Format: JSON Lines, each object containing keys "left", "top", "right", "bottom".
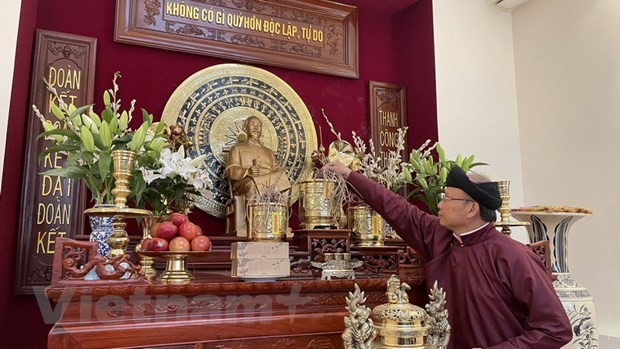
{"left": 45, "top": 273, "right": 425, "bottom": 349}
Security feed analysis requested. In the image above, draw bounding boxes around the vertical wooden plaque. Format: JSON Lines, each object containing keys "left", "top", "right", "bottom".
{"left": 369, "top": 80, "right": 408, "bottom": 172}
{"left": 14, "top": 30, "right": 96, "bottom": 294}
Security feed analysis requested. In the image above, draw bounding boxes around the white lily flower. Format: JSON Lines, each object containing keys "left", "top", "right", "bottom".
{"left": 141, "top": 168, "right": 166, "bottom": 184}
{"left": 176, "top": 158, "right": 198, "bottom": 180}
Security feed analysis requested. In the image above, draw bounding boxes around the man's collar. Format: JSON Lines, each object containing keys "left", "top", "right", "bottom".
{"left": 453, "top": 222, "right": 490, "bottom": 245}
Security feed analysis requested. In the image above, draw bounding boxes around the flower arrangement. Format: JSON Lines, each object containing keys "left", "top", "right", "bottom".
{"left": 33, "top": 71, "right": 167, "bottom": 205}
{"left": 131, "top": 131, "right": 213, "bottom": 217}
{"left": 351, "top": 127, "right": 408, "bottom": 193}
{"left": 403, "top": 140, "right": 486, "bottom": 215}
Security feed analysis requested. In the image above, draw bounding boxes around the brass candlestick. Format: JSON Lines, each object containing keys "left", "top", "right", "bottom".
{"left": 84, "top": 150, "right": 152, "bottom": 259}
{"left": 494, "top": 180, "right": 529, "bottom": 236}
{"left": 111, "top": 150, "right": 136, "bottom": 208}
{"left": 497, "top": 180, "right": 511, "bottom": 227}
{"left": 137, "top": 215, "right": 160, "bottom": 279}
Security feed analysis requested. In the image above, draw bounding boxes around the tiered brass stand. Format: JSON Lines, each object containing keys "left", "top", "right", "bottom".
{"left": 494, "top": 180, "right": 529, "bottom": 236}
{"left": 83, "top": 150, "right": 151, "bottom": 258}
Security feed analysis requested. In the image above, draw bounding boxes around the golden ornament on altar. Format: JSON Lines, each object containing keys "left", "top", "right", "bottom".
{"left": 343, "top": 275, "right": 451, "bottom": 349}
{"left": 138, "top": 251, "right": 209, "bottom": 283}
{"left": 328, "top": 139, "right": 357, "bottom": 167}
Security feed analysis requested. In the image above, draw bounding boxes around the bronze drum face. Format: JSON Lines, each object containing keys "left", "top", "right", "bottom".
{"left": 162, "top": 63, "right": 317, "bottom": 218}
{"left": 347, "top": 205, "right": 385, "bottom": 247}
{"left": 298, "top": 179, "right": 340, "bottom": 229}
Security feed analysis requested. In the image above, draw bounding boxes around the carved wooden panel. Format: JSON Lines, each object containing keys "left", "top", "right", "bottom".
{"left": 115, "top": 0, "right": 359, "bottom": 78}
{"left": 368, "top": 81, "right": 408, "bottom": 196}
{"left": 204, "top": 334, "right": 339, "bottom": 348}
{"left": 14, "top": 29, "right": 95, "bottom": 294}
{"left": 45, "top": 273, "right": 426, "bottom": 348}
{"left": 291, "top": 229, "right": 351, "bottom": 275}
{"left": 352, "top": 246, "right": 399, "bottom": 275}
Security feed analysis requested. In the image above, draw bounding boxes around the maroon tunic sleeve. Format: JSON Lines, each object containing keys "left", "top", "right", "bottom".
{"left": 347, "top": 171, "right": 452, "bottom": 261}
{"left": 484, "top": 240, "right": 572, "bottom": 349}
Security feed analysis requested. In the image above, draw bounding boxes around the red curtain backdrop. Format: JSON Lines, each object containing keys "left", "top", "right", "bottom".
{"left": 0, "top": 0, "right": 437, "bottom": 346}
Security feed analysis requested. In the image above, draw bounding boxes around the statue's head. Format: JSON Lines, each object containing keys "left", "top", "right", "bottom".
{"left": 244, "top": 116, "right": 263, "bottom": 141}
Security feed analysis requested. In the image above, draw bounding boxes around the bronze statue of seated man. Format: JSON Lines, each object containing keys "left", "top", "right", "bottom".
{"left": 225, "top": 115, "right": 291, "bottom": 199}
{"left": 224, "top": 116, "right": 291, "bottom": 235}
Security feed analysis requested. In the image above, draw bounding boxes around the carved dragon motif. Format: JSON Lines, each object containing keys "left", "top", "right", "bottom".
{"left": 342, "top": 284, "right": 377, "bottom": 349}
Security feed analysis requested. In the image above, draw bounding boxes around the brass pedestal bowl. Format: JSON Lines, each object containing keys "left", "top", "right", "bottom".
{"left": 138, "top": 251, "right": 209, "bottom": 283}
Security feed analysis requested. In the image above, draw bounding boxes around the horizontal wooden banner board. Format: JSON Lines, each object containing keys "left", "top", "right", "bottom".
{"left": 115, "top": 0, "right": 359, "bottom": 78}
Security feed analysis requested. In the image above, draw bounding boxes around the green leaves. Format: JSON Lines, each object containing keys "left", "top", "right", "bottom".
{"left": 50, "top": 103, "right": 65, "bottom": 121}
{"left": 37, "top": 144, "right": 80, "bottom": 163}
{"left": 33, "top": 71, "right": 171, "bottom": 206}
{"left": 80, "top": 126, "right": 95, "bottom": 152}
{"left": 404, "top": 140, "right": 488, "bottom": 215}
{"left": 98, "top": 150, "right": 112, "bottom": 182}
{"left": 119, "top": 111, "right": 128, "bottom": 131}
{"left": 99, "top": 121, "right": 112, "bottom": 147}
{"left": 127, "top": 122, "right": 147, "bottom": 152}
{"left": 103, "top": 89, "right": 111, "bottom": 106}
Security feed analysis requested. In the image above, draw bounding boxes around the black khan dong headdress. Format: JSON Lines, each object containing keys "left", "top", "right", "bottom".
{"left": 445, "top": 166, "right": 501, "bottom": 210}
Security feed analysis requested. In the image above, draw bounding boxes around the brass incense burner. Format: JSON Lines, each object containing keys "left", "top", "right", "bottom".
{"left": 348, "top": 205, "right": 386, "bottom": 247}
{"left": 248, "top": 202, "right": 288, "bottom": 242}
{"left": 298, "top": 179, "right": 340, "bottom": 229}
{"left": 343, "top": 275, "right": 450, "bottom": 349}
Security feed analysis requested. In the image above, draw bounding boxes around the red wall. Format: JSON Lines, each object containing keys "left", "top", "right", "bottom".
{"left": 0, "top": 0, "right": 437, "bottom": 346}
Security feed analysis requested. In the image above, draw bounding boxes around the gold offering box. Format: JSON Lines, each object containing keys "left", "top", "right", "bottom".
{"left": 230, "top": 242, "right": 290, "bottom": 280}
{"left": 230, "top": 241, "right": 290, "bottom": 259}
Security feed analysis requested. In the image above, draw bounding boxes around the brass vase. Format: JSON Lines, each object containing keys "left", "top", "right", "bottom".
{"left": 298, "top": 179, "right": 340, "bottom": 229}
{"left": 248, "top": 202, "right": 288, "bottom": 242}
{"left": 347, "top": 205, "right": 385, "bottom": 247}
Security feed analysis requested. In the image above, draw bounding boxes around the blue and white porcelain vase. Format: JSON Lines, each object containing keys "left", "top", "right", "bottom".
{"left": 512, "top": 211, "right": 598, "bottom": 349}
{"left": 88, "top": 204, "right": 114, "bottom": 258}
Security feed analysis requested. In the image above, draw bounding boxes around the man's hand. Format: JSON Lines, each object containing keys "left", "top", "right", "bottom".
{"left": 323, "top": 160, "right": 352, "bottom": 179}
{"left": 249, "top": 164, "right": 262, "bottom": 176}
{"left": 249, "top": 159, "right": 262, "bottom": 176}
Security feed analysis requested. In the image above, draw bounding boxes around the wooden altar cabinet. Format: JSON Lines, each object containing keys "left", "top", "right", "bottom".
{"left": 45, "top": 274, "right": 425, "bottom": 349}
